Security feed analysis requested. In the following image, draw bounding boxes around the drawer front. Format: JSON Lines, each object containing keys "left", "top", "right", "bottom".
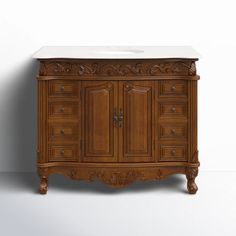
{"left": 159, "top": 80, "right": 187, "bottom": 97}
{"left": 48, "top": 145, "right": 78, "bottom": 161}
{"left": 48, "top": 123, "right": 78, "bottom": 141}
{"left": 49, "top": 81, "right": 78, "bottom": 98}
{"left": 159, "top": 145, "right": 187, "bottom": 161}
{"left": 159, "top": 102, "right": 187, "bottom": 118}
{"left": 48, "top": 101, "right": 79, "bottom": 119}
{"left": 159, "top": 123, "right": 187, "bottom": 140}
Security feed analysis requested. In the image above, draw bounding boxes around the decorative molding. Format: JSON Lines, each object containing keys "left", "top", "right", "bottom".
{"left": 191, "top": 150, "right": 199, "bottom": 163}
{"left": 38, "top": 167, "right": 48, "bottom": 177}
{"left": 37, "top": 149, "right": 41, "bottom": 162}
{"left": 37, "top": 166, "right": 186, "bottom": 190}
{"left": 88, "top": 170, "right": 144, "bottom": 188}
{"left": 68, "top": 168, "right": 78, "bottom": 179}
{"left": 189, "top": 62, "right": 196, "bottom": 75}
{"left": 156, "top": 169, "right": 163, "bottom": 179}
{"left": 39, "top": 60, "right": 196, "bottom": 77}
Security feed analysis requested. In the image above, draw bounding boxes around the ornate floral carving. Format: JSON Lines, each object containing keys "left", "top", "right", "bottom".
{"left": 36, "top": 166, "right": 189, "bottom": 193}
{"left": 186, "top": 167, "right": 198, "bottom": 194}
{"left": 156, "top": 169, "right": 163, "bottom": 179}
{"left": 53, "top": 62, "right": 72, "bottom": 73}
{"left": 39, "top": 60, "right": 196, "bottom": 77}
{"left": 189, "top": 62, "right": 196, "bottom": 75}
{"left": 68, "top": 168, "right": 77, "bottom": 179}
{"left": 89, "top": 170, "right": 145, "bottom": 188}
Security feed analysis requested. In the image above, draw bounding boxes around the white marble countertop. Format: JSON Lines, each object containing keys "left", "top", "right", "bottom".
{"left": 33, "top": 46, "right": 200, "bottom": 59}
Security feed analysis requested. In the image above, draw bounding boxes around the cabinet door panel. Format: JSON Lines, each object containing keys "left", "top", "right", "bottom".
{"left": 119, "top": 81, "right": 155, "bottom": 162}
{"left": 82, "top": 81, "right": 118, "bottom": 162}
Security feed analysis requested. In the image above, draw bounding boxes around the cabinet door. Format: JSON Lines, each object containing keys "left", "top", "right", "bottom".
{"left": 119, "top": 81, "right": 155, "bottom": 162}
{"left": 82, "top": 81, "right": 118, "bottom": 162}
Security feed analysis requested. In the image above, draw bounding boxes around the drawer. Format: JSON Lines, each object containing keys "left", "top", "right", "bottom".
{"left": 48, "top": 145, "right": 78, "bottom": 161}
{"left": 159, "top": 145, "right": 187, "bottom": 161}
{"left": 48, "top": 101, "right": 79, "bottom": 119}
{"left": 159, "top": 123, "right": 187, "bottom": 140}
{"left": 159, "top": 80, "right": 187, "bottom": 97}
{"left": 159, "top": 102, "right": 187, "bottom": 118}
{"left": 49, "top": 81, "right": 78, "bottom": 98}
{"left": 48, "top": 123, "right": 78, "bottom": 141}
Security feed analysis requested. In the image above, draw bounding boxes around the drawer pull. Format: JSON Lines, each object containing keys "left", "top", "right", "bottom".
{"left": 171, "top": 85, "right": 176, "bottom": 91}
{"left": 60, "top": 129, "right": 65, "bottom": 135}
{"left": 60, "top": 86, "right": 65, "bottom": 92}
{"left": 171, "top": 150, "right": 176, "bottom": 156}
{"left": 60, "top": 107, "right": 65, "bottom": 112}
{"left": 60, "top": 149, "right": 65, "bottom": 155}
{"left": 171, "top": 129, "right": 176, "bottom": 134}
{"left": 171, "top": 107, "right": 176, "bottom": 112}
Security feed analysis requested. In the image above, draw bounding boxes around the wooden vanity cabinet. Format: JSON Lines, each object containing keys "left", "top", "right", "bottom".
{"left": 36, "top": 56, "right": 200, "bottom": 194}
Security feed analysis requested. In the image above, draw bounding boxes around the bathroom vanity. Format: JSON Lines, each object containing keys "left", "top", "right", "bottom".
{"left": 33, "top": 46, "right": 200, "bottom": 194}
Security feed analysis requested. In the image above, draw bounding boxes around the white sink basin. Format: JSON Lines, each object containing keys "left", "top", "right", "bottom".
{"left": 95, "top": 49, "right": 144, "bottom": 55}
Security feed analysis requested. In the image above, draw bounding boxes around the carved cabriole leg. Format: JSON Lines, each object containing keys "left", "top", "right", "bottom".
{"left": 39, "top": 176, "right": 48, "bottom": 194}
{"left": 186, "top": 167, "right": 198, "bottom": 194}
{"left": 38, "top": 167, "right": 48, "bottom": 194}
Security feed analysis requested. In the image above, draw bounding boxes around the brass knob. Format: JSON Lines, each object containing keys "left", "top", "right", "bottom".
{"left": 60, "top": 149, "right": 64, "bottom": 155}
{"left": 171, "top": 129, "right": 176, "bottom": 134}
{"left": 60, "top": 86, "right": 65, "bottom": 92}
{"left": 60, "top": 107, "right": 64, "bottom": 112}
{"left": 171, "top": 150, "right": 176, "bottom": 156}
{"left": 171, "top": 107, "right": 176, "bottom": 112}
{"left": 171, "top": 85, "right": 176, "bottom": 91}
{"left": 60, "top": 129, "right": 65, "bottom": 135}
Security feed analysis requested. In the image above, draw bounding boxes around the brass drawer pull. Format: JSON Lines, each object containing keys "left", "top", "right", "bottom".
{"left": 171, "top": 129, "right": 176, "bottom": 134}
{"left": 171, "top": 107, "right": 176, "bottom": 112}
{"left": 60, "top": 149, "right": 65, "bottom": 155}
{"left": 171, "top": 150, "right": 176, "bottom": 156}
{"left": 60, "top": 86, "right": 65, "bottom": 92}
{"left": 171, "top": 85, "right": 176, "bottom": 91}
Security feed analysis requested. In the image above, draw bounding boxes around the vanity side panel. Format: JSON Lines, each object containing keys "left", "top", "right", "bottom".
{"left": 37, "top": 80, "right": 48, "bottom": 164}
{"left": 188, "top": 80, "right": 199, "bottom": 164}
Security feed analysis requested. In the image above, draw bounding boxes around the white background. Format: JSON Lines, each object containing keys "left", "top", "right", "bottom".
{"left": 0, "top": 0, "right": 236, "bottom": 172}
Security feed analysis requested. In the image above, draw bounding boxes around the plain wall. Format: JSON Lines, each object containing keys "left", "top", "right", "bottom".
{"left": 0, "top": 0, "right": 235, "bottom": 171}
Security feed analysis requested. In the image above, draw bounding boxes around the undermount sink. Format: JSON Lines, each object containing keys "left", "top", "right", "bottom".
{"left": 94, "top": 49, "right": 144, "bottom": 55}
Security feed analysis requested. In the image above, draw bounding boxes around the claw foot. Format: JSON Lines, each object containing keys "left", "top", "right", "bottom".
{"left": 186, "top": 167, "right": 198, "bottom": 194}
{"left": 39, "top": 177, "right": 48, "bottom": 194}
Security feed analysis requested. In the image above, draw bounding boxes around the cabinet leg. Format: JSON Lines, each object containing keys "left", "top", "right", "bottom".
{"left": 39, "top": 176, "right": 48, "bottom": 194}
{"left": 186, "top": 167, "right": 198, "bottom": 194}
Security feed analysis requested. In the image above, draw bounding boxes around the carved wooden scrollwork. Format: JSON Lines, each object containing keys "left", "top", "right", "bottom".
{"left": 88, "top": 170, "right": 145, "bottom": 188}
{"left": 189, "top": 62, "right": 196, "bottom": 75}
{"left": 156, "top": 169, "right": 163, "bottom": 179}
{"left": 39, "top": 60, "right": 196, "bottom": 77}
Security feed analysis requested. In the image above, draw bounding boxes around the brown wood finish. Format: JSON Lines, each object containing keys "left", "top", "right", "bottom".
{"left": 37, "top": 59, "right": 200, "bottom": 194}
{"left": 81, "top": 81, "right": 118, "bottom": 162}
{"left": 119, "top": 81, "right": 155, "bottom": 162}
